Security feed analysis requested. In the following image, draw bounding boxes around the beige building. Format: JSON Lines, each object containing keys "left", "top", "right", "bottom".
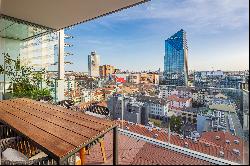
{"left": 208, "top": 99, "right": 236, "bottom": 112}
{"left": 99, "top": 65, "right": 115, "bottom": 78}
{"left": 209, "top": 103, "right": 236, "bottom": 112}
{"left": 128, "top": 73, "right": 159, "bottom": 85}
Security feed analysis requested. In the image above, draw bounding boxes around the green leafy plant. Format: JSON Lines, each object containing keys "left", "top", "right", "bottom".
{"left": 0, "top": 53, "right": 52, "bottom": 100}
{"left": 169, "top": 115, "right": 182, "bottom": 134}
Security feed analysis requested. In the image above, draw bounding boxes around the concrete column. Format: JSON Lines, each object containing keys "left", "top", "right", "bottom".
{"left": 58, "top": 29, "right": 65, "bottom": 79}
{"left": 57, "top": 29, "right": 65, "bottom": 102}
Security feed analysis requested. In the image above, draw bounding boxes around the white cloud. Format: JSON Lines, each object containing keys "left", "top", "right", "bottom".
{"left": 106, "top": 0, "right": 249, "bottom": 33}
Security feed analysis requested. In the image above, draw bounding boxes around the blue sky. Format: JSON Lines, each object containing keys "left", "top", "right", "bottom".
{"left": 65, "top": 0, "right": 249, "bottom": 72}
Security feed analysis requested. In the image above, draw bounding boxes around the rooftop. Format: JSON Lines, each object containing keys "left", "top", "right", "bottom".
{"left": 167, "top": 95, "right": 192, "bottom": 102}
{"left": 117, "top": 120, "right": 246, "bottom": 164}
{"left": 84, "top": 130, "right": 212, "bottom": 165}
{"left": 134, "top": 95, "right": 169, "bottom": 105}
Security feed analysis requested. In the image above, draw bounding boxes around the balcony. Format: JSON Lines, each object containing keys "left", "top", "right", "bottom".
{"left": 1, "top": 93, "right": 248, "bottom": 165}
{"left": 0, "top": 0, "right": 249, "bottom": 165}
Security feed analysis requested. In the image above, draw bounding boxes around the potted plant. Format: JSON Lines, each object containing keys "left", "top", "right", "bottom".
{"left": 0, "top": 53, "right": 52, "bottom": 100}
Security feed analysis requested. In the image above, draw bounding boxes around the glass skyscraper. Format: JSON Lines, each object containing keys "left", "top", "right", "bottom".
{"left": 164, "top": 29, "right": 188, "bottom": 86}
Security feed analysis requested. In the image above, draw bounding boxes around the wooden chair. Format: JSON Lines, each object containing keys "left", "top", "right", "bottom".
{"left": 79, "top": 136, "right": 107, "bottom": 165}
{"left": 0, "top": 137, "right": 53, "bottom": 165}
{"left": 0, "top": 124, "right": 18, "bottom": 139}
{"left": 58, "top": 100, "right": 75, "bottom": 109}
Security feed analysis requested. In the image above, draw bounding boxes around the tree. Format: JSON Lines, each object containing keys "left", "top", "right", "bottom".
{"left": 0, "top": 53, "right": 51, "bottom": 100}
{"left": 169, "top": 115, "right": 182, "bottom": 134}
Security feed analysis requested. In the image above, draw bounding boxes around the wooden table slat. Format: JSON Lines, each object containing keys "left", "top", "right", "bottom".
{"left": 7, "top": 100, "right": 108, "bottom": 132}
{"left": 19, "top": 98, "right": 114, "bottom": 126}
{"left": 2, "top": 102, "right": 101, "bottom": 139}
{"left": 0, "top": 110, "right": 75, "bottom": 158}
{"left": 1, "top": 105, "right": 88, "bottom": 147}
{"left": 0, "top": 98, "right": 117, "bottom": 162}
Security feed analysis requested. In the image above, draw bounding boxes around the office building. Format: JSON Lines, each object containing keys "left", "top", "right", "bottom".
{"left": 164, "top": 29, "right": 188, "bottom": 86}
{"left": 88, "top": 51, "right": 100, "bottom": 77}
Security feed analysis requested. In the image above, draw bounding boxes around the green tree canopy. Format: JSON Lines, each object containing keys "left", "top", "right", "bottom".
{"left": 169, "top": 115, "right": 183, "bottom": 134}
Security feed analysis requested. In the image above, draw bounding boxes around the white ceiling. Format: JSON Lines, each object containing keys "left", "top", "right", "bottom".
{"left": 0, "top": 0, "right": 148, "bottom": 30}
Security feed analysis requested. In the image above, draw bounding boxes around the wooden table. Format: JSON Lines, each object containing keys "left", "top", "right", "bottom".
{"left": 0, "top": 98, "right": 118, "bottom": 165}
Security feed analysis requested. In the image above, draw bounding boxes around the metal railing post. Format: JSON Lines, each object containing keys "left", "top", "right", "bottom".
{"left": 113, "top": 126, "right": 118, "bottom": 165}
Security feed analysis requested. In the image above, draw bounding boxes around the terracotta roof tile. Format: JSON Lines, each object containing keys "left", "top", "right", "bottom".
{"left": 168, "top": 95, "right": 192, "bottom": 102}
{"left": 117, "top": 120, "right": 244, "bottom": 164}
{"left": 84, "top": 131, "right": 213, "bottom": 165}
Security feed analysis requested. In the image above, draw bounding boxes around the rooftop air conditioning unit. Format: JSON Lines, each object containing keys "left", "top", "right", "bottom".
{"left": 153, "top": 134, "right": 158, "bottom": 138}
{"left": 205, "top": 143, "right": 210, "bottom": 147}
{"left": 234, "top": 140, "right": 239, "bottom": 144}
{"left": 193, "top": 138, "right": 198, "bottom": 143}
{"left": 226, "top": 140, "right": 230, "bottom": 144}
{"left": 219, "top": 151, "right": 224, "bottom": 157}
{"left": 215, "top": 136, "right": 220, "bottom": 140}
{"left": 184, "top": 142, "right": 189, "bottom": 148}
{"left": 233, "top": 149, "right": 240, "bottom": 155}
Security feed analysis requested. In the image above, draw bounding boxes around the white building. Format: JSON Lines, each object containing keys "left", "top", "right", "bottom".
{"left": 136, "top": 96, "right": 169, "bottom": 117}
{"left": 81, "top": 89, "right": 95, "bottom": 103}
{"left": 65, "top": 76, "right": 76, "bottom": 91}
{"left": 158, "top": 85, "right": 192, "bottom": 99}
{"left": 88, "top": 51, "right": 100, "bottom": 77}
{"left": 148, "top": 101, "right": 169, "bottom": 117}
{"left": 158, "top": 85, "right": 176, "bottom": 98}
{"left": 167, "top": 95, "right": 192, "bottom": 111}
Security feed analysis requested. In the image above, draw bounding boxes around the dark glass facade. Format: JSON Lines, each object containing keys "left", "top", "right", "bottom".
{"left": 164, "top": 29, "right": 188, "bottom": 86}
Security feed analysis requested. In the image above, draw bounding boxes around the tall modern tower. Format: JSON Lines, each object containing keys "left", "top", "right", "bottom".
{"left": 88, "top": 51, "right": 100, "bottom": 77}
{"left": 164, "top": 29, "right": 188, "bottom": 86}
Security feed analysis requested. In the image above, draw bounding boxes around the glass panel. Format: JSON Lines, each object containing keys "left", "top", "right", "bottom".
{"left": 0, "top": 16, "right": 52, "bottom": 40}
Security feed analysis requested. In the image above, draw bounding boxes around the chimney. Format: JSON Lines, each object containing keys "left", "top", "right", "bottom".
{"left": 184, "top": 142, "right": 189, "bottom": 148}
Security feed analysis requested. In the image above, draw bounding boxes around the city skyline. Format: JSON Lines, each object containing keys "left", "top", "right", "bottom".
{"left": 65, "top": 0, "right": 249, "bottom": 72}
